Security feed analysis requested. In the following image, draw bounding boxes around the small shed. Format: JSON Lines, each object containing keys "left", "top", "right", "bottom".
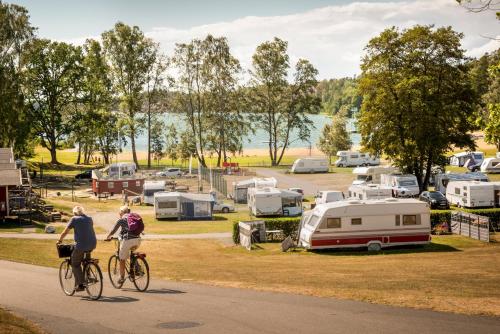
{"left": 0, "top": 148, "right": 22, "bottom": 218}
{"left": 92, "top": 169, "right": 145, "bottom": 196}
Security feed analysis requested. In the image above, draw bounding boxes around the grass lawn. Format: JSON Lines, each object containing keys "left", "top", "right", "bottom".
{"left": 0, "top": 307, "right": 45, "bottom": 334}
{"left": 1, "top": 235, "right": 499, "bottom": 317}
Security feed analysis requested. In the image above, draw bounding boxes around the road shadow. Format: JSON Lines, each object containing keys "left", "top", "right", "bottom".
{"left": 81, "top": 295, "right": 139, "bottom": 303}
{"left": 310, "top": 242, "right": 460, "bottom": 257}
{"left": 123, "top": 288, "right": 186, "bottom": 294}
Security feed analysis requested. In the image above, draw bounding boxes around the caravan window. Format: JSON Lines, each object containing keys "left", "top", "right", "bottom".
{"left": 351, "top": 218, "right": 362, "bottom": 225}
{"left": 350, "top": 155, "right": 358, "bottom": 159}
{"left": 123, "top": 182, "right": 128, "bottom": 188}
{"left": 158, "top": 201, "right": 177, "bottom": 209}
{"left": 399, "top": 180, "right": 416, "bottom": 186}
{"left": 326, "top": 218, "right": 341, "bottom": 228}
{"left": 307, "top": 215, "right": 320, "bottom": 227}
{"left": 108, "top": 182, "right": 114, "bottom": 189}
{"left": 402, "top": 215, "right": 418, "bottom": 225}
{"left": 455, "top": 188, "right": 460, "bottom": 195}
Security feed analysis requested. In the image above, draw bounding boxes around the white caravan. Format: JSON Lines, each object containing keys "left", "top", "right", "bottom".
{"left": 335, "top": 151, "right": 380, "bottom": 168}
{"left": 233, "top": 177, "right": 278, "bottom": 204}
{"left": 434, "top": 172, "right": 489, "bottom": 194}
{"left": 143, "top": 180, "right": 166, "bottom": 205}
{"left": 101, "top": 162, "right": 136, "bottom": 178}
{"left": 291, "top": 157, "right": 329, "bottom": 173}
{"left": 348, "top": 184, "right": 393, "bottom": 200}
{"left": 352, "top": 166, "right": 399, "bottom": 185}
{"left": 445, "top": 181, "right": 495, "bottom": 208}
{"left": 314, "top": 191, "right": 344, "bottom": 205}
{"left": 154, "top": 192, "right": 214, "bottom": 219}
{"left": 247, "top": 187, "right": 283, "bottom": 216}
{"left": 380, "top": 174, "right": 419, "bottom": 197}
{"left": 280, "top": 189, "right": 303, "bottom": 216}
{"left": 299, "top": 198, "right": 431, "bottom": 251}
{"left": 449, "top": 151, "right": 484, "bottom": 167}
{"left": 480, "top": 158, "right": 500, "bottom": 174}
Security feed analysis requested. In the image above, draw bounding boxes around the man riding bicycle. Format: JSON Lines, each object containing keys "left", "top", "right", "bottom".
{"left": 57, "top": 206, "right": 97, "bottom": 291}
{"left": 105, "top": 205, "right": 141, "bottom": 285}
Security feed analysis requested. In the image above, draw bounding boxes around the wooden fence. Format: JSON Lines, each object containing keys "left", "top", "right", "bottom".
{"left": 450, "top": 211, "right": 490, "bottom": 242}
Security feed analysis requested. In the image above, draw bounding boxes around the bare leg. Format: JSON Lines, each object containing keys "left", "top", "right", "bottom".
{"left": 119, "top": 259, "right": 126, "bottom": 278}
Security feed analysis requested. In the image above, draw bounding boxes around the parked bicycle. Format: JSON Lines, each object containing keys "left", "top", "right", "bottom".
{"left": 106, "top": 237, "right": 150, "bottom": 291}
{"left": 57, "top": 244, "right": 103, "bottom": 300}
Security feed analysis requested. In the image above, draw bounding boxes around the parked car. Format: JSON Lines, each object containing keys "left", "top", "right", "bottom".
{"left": 74, "top": 170, "right": 92, "bottom": 179}
{"left": 156, "top": 168, "right": 183, "bottom": 177}
{"left": 419, "top": 191, "right": 449, "bottom": 209}
{"left": 213, "top": 201, "right": 235, "bottom": 213}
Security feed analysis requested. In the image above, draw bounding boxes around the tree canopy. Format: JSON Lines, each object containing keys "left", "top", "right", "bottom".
{"left": 358, "top": 25, "right": 477, "bottom": 191}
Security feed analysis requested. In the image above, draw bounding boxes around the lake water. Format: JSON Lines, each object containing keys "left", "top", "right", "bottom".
{"left": 124, "top": 113, "right": 361, "bottom": 151}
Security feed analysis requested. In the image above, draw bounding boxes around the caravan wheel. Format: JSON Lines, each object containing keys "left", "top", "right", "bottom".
{"left": 367, "top": 243, "right": 382, "bottom": 252}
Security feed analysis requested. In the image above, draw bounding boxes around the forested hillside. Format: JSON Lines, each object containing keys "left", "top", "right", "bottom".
{"left": 316, "top": 77, "right": 362, "bottom": 116}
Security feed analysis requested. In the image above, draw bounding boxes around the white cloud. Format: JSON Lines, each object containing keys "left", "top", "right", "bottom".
{"left": 66, "top": 0, "right": 500, "bottom": 79}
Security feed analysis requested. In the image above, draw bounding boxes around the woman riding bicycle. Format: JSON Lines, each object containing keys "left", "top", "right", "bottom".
{"left": 57, "top": 206, "right": 97, "bottom": 292}
{"left": 105, "top": 205, "right": 141, "bottom": 285}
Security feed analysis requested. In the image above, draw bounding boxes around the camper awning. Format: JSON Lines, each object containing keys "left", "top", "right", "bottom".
{"left": 235, "top": 179, "right": 255, "bottom": 188}
{"left": 181, "top": 193, "right": 214, "bottom": 202}
{"left": 280, "top": 189, "right": 302, "bottom": 199}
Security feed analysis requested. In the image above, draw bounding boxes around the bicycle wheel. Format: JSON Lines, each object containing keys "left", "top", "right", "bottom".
{"left": 84, "top": 262, "right": 103, "bottom": 300}
{"left": 59, "top": 260, "right": 75, "bottom": 296}
{"left": 131, "top": 257, "right": 150, "bottom": 292}
{"left": 107, "top": 255, "right": 124, "bottom": 289}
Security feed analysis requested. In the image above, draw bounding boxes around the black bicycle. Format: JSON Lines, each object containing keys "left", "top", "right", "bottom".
{"left": 106, "top": 237, "right": 150, "bottom": 291}
{"left": 57, "top": 244, "right": 103, "bottom": 300}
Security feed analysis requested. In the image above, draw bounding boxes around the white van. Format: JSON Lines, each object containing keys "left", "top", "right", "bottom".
{"left": 291, "top": 158, "right": 329, "bottom": 173}
{"left": 380, "top": 174, "right": 419, "bottom": 198}
{"left": 315, "top": 191, "right": 344, "bottom": 205}
{"left": 247, "top": 187, "right": 283, "bottom": 216}
{"left": 335, "top": 151, "right": 380, "bottom": 168}
{"left": 352, "top": 166, "right": 399, "bottom": 185}
{"left": 143, "top": 180, "right": 166, "bottom": 205}
{"left": 445, "top": 181, "right": 495, "bottom": 208}
{"left": 299, "top": 198, "right": 431, "bottom": 251}
{"left": 480, "top": 158, "right": 500, "bottom": 174}
{"left": 348, "top": 184, "right": 393, "bottom": 200}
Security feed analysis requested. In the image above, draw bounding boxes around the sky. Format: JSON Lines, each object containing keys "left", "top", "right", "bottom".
{"left": 13, "top": 0, "right": 500, "bottom": 79}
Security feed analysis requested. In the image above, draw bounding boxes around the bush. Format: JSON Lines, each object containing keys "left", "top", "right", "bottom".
{"left": 232, "top": 217, "right": 301, "bottom": 244}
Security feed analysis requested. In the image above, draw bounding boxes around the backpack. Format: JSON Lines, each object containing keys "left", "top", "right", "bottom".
{"left": 126, "top": 212, "right": 144, "bottom": 235}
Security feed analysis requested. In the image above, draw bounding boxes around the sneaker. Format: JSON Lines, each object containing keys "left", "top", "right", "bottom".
{"left": 75, "top": 284, "right": 85, "bottom": 292}
{"left": 117, "top": 277, "right": 125, "bottom": 285}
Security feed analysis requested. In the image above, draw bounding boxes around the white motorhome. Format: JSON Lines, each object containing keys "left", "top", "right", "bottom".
{"left": 434, "top": 172, "right": 489, "bottom": 194}
{"left": 291, "top": 157, "right": 329, "bottom": 173}
{"left": 247, "top": 187, "right": 282, "bottom": 216}
{"left": 143, "top": 180, "right": 166, "bottom": 205}
{"left": 348, "top": 184, "right": 393, "bottom": 200}
{"left": 233, "top": 177, "right": 278, "bottom": 204}
{"left": 380, "top": 174, "right": 419, "bottom": 198}
{"left": 352, "top": 166, "right": 399, "bottom": 185}
{"left": 299, "top": 198, "right": 431, "bottom": 251}
{"left": 314, "top": 191, "right": 344, "bottom": 205}
{"left": 335, "top": 151, "right": 380, "bottom": 168}
{"left": 445, "top": 181, "right": 495, "bottom": 208}
{"left": 449, "top": 151, "right": 484, "bottom": 167}
{"left": 101, "top": 162, "right": 136, "bottom": 178}
{"left": 480, "top": 158, "right": 500, "bottom": 174}
{"left": 154, "top": 192, "right": 214, "bottom": 220}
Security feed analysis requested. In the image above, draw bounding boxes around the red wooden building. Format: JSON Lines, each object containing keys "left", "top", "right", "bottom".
{"left": 91, "top": 169, "right": 145, "bottom": 196}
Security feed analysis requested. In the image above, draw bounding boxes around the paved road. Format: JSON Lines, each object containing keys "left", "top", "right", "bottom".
{"left": 1, "top": 261, "right": 499, "bottom": 334}
{"left": 255, "top": 168, "right": 321, "bottom": 195}
{"left": 0, "top": 232, "right": 231, "bottom": 240}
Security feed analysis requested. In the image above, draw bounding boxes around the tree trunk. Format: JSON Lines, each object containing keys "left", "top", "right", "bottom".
{"left": 131, "top": 131, "right": 139, "bottom": 169}
{"left": 147, "top": 109, "right": 151, "bottom": 168}
{"left": 76, "top": 142, "right": 82, "bottom": 165}
{"left": 50, "top": 145, "right": 58, "bottom": 164}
